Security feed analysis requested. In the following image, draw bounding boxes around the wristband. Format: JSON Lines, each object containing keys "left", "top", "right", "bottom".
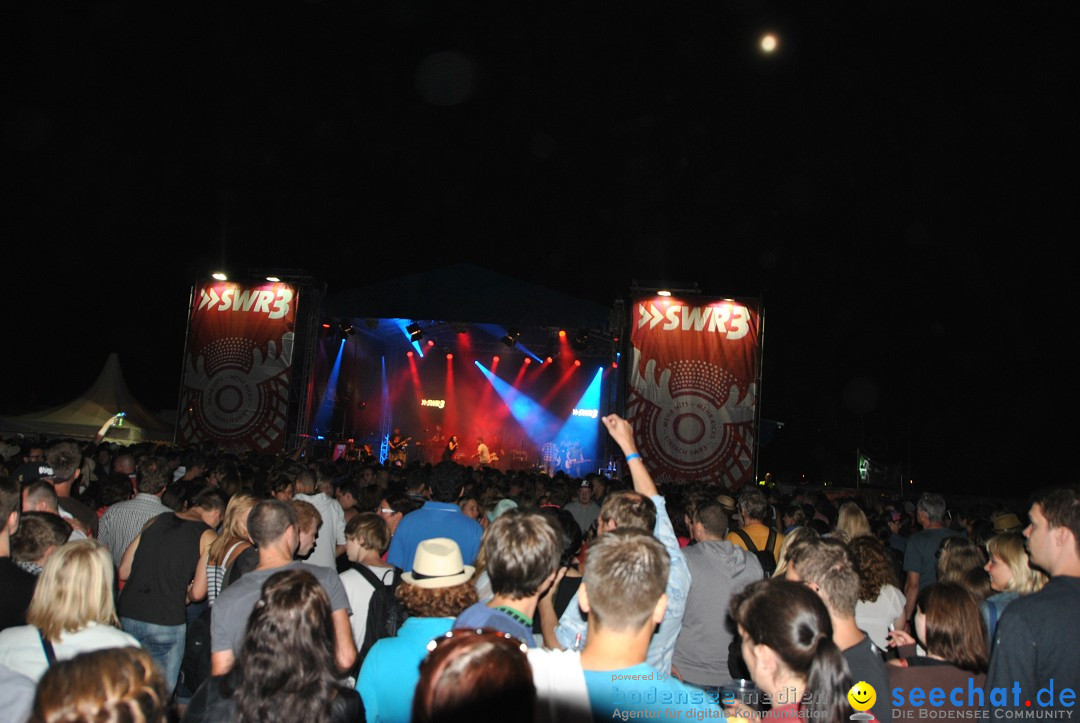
{"left": 625, "top": 453, "right": 641, "bottom": 463}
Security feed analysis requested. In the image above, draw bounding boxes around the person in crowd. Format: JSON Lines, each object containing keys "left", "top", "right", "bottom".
{"left": 293, "top": 467, "right": 346, "bottom": 570}
{"left": 726, "top": 487, "right": 785, "bottom": 564}
{"left": 42, "top": 441, "right": 97, "bottom": 538}
{"left": 97, "top": 456, "right": 172, "bottom": 567}
{"left": 771, "top": 524, "right": 818, "bottom": 579}
{"left": 192, "top": 493, "right": 257, "bottom": 606}
{"left": 781, "top": 503, "right": 806, "bottom": 533}
{"left": 339, "top": 513, "right": 396, "bottom": 653}
{"left": 291, "top": 498, "right": 323, "bottom": 561}
{"left": 9, "top": 511, "right": 71, "bottom": 575}
{"left": 21, "top": 480, "right": 85, "bottom": 541}
{"left": 885, "top": 582, "right": 987, "bottom": 717}
{"left": 729, "top": 578, "right": 854, "bottom": 723}
{"left": 376, "top": 493, "right": 420, "bottom": 540}
{"left": 786, "top": 537, "right": 892, "bottom": 723}
{"left": 571, "top": 528, "right": 720, "bottom": 719}
{"left": 980, "top": 531, "right": 1047, "bottom": 649}
{"left": 453, "top": 510, "right": 561, "bottom": 646}
{"left": 210, "top": 499, "right": 355, "bottom": 678}
{"left": 413, "top": 628, "right": 536, "bottom": 723}
{"left": 457, "top": 494, "right": 480, "bottom": 521}
{"left": 386, "top": 462, "right": 483, "bottom": 572}
{"left": 1, "top": 476, "right": 37, "bottom": 631}
{"left": 672, "top": 500, "right": 762, "bottom": 693}
{"left": 0, "top": 540, "right": 141, "bottom": 681}
{"left": 357, "top": 537, "right": 479, "bottom": 723}
{"left": 935, "top": 535, "right": 986, "bottom": 585}
{"left": 902, "top": 493, "right": 962, "bottom": 626}
{"left": 184, "top": 569, "right": 363, "bottom": 723}
{"left": 835, "top": 501, "right": 873, "bottom": 543}
{"left": 985, "top": 486, "right": 1080, "bottom": 714}
{"left": 530, "top": 509, "right": 583, "bottom": 641}
{"left": 268, "top": 474, "right": 295, "bottom": 502}
{"left": 849, "top": 536, "right": 907, "bottom": 651}
{"left": 31, "top": 647, "right": 168, "bottom": 723}
{"left": 562, "top": 478, "right": 600, "bottom": 536}
{"left": 335, "top": 479, "right": 363, "bottom": 526}
{"left": 117, "top": 487, "right": 226, "bottom": 697}
{"left": 540, "top": 414, "right": 689, "bottom": 678}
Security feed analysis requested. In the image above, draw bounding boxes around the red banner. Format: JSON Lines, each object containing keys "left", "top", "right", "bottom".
{"left": 177, "top": 282, "right": 298, "bottom": 454}
{"left": 626, "top": 296, "right": 761, "bottom": 490}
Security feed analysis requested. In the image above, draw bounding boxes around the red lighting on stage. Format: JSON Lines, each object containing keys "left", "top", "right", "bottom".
{"left": 321, "top": 323, "right": 331, "bottom": 329}
{"left": 427, "top": 340, "right": 435, "bottom": 347}
{"left": 558, "top": 330, "right": 566, "bottom": 338}
{"left": 612, "top": 362, "right": 618, "bottom": 368}
{"left": 574, "top": 359, "right": 581, "bottom": 367}
{"left": 492, "top": 355, "right": 499, "bottom": 363}
{"left": 545, "top": 357, "right": 553, "bottom": 364}
{"left": 524, "top": 357, "right": 531, "bottom": 364}
{"left": 446, "top": 353, "right": 453, "bottom": 360}
{"left": 407, "top": 351, "right": 413, "bottom": 357}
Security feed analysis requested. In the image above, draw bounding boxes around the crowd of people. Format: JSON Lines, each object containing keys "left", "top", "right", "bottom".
{"left": 0, "top": 422, "right": 1077, "bottom": 723}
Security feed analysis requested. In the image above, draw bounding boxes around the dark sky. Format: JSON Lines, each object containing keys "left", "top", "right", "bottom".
{"left": 2, "top": 1, "right": 1075, "bottom": 496}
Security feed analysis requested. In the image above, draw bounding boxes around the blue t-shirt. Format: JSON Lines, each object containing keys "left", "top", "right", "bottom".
{"left": 386, "top": 501, "right": 483, "bottom": 572}
{"left": 584, "top": 663, "right": 724, "bottom": 721}
{"left": 356, "top": 616, "right": 454, "bottom": 723}
{"left": 453, "top": 602, "right": 537, "bottom": 647}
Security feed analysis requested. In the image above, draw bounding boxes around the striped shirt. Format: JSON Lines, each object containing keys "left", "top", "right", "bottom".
{"left": 98, "top": 493, "right": 171, "bottom": 565}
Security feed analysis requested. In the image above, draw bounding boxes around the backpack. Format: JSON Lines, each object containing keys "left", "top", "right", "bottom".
{"left": 352, "top": 563, "right": 408, "bottom": 666}
{"left": 733, "top": 527, "right": 778, "bottom": 578}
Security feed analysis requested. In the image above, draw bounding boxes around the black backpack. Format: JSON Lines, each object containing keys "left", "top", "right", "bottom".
{"left": 733, "top": 527, "right": 778, "bottom": 578}
{"left": 352, "top": 564, "right": 408, "bottom": 666}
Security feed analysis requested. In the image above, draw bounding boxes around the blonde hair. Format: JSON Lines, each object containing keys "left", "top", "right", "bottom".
{"left": 27, "top": 540, "right": 118, "bottom": 641}
{"left": 772, "top": 525, "right": 819, "bottom": 579}
{"left": 31, "top": 646, "right": 167, "bottom": 723}
{"left": 986, "top": 532, "right": 1048, "bottom": 595}
{"left": 835, "top": 502, "right": 872, "bottom": 542}
{"left": 208, "top": 493, "right": 258, "bottom": 564}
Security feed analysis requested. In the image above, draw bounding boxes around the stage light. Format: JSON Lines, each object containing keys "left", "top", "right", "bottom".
{"left": 501, "top": 334, "right": 515, "bottom": 347}
{"left": 574, "top": 360, "right": 581, "bottom": 367}
{"left": 558, "top": 330, "right": 566, "bottom": 338}
{"left": 657, "top": 290, "right": 671, "bottom": 297}
{"left": 407, "top": 351, "right": 414, "bottom": 357}
{"left": 321, "top": 322, "right": 332, "bottom": 329}
{"left": 446, "top": 353, "right": 453, "bottom": 360}
{"left": 427, "top": 340, "right": 435, "bottom": 347}
{"left": 572, "top": 329, "right": 589, "bottom": 351}
{"left": 342, "top": 324, "right": 356, "bottom": 336}
{"left": 545, "top": 357, "right": 553, "bottom": 364}
{"left": 612, "top": 362, "right": 618, "bottom": 368}
{"left": 406, "top": 322, "right": 423, "bottom": 342}
{"left": 211, "top": 272, "right": 227, "bottom": 281}
{"left": 761, "top": 33, "right": 778, "bottom": 53}
{"left": 524, "top": 358, "right": 531, "bottom": 365}
{"left": 492, "top": 355, "right": 500, "bottom": 363}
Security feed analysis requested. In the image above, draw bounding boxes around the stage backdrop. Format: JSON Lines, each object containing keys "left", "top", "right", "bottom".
{"left": 626, "top": 296, "right": 762, "bottom": 490}
{"left": 177, "top": 281, "right": 298, "bottom": 454}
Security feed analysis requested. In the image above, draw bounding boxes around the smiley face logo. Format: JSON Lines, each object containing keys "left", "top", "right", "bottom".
{"left": 848, "top": 681, "right": 877, "bottom": 712}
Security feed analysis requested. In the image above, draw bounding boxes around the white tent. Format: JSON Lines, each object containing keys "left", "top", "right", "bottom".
{"left": 0, "top": 353, "right": 173, "bottom": 444}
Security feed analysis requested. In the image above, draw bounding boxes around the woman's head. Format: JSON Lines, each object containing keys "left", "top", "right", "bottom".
{"left": 730, "top": 579, "right": 851, "bottom": 721}
{"left": 232, "top": 569, "right": 341, "bottom": 722}
{"left": 847, "top": 536, "right": 899, "bottom": 602}
{"left": 413, "top": 628, "right": 535, "bottom": 723}
{"left": 914, "top": 582, "right": 988, "bottom": 673}
{"left": 772, "top": 525, "right": 819, "bottom": 579}
{"left": 458, "top": 496, "right": 480, "bottom": 521}
{"left": 936, "top": 536, "right": 986, "bottom": 584}
{"left": 32, "top": 646, "right": 167, "bottom": 723}
{"left": 985, "top": 532, "right": 1047, "bottom": 594}
{"left": 835, "top": 502, "right": 872, "bottom": 542}
{"left": 27, "top": 540, "right": 117, "bottom": 641}
{"left": 209, "top": 492, "right": 258, "bottom": 561}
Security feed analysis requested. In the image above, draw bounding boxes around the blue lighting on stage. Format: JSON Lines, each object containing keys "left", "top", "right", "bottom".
{"left": 474, "top": 361, "right": 563, "bottom": 443}
{"left": 312, "top": 338, "right": 346, "bottom": 434}
{"left": 554, "top": 366, "right": 604, "bottom": 473}
{"left": 393, "top": 318, "right": 424, "bottom": 357}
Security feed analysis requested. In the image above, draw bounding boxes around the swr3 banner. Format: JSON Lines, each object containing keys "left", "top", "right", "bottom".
{"left": 626, "top": 296, "right": 762, "bottom": 490}
{"left": 177, "top": 282, "right": 297, "bottom": 454}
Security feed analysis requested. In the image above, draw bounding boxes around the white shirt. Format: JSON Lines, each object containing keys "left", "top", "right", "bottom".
{"left": 338, "top": 564, "right": 396, "bottom": 650}
{"left": 0, "top": 622, "right": 141, "bottom": 682}
{"left": 526, "top": 648, "right": 592, "bottom": 723}
{"left": 295, "top": 492, "right": 347, "bottom": 569}
{"left": 855, "top": 583, "right": 906, "bottom": 650}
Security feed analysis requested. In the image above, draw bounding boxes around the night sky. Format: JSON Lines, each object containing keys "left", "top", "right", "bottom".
{"left": 3, "top": 1, "right": 1075, "bottom": 497}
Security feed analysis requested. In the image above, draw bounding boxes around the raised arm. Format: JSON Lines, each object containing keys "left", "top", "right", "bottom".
{"left": 601, "top": 414, "right": 658, "bottom": 498}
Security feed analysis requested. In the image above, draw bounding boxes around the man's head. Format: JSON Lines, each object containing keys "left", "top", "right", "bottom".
{"left": 135, "top": 456, "right": 170, "bottom": 496}
{"left": 45, "top": 441, "right": 81, "bottom": 493}
{"left": 22, "top": 480, "right": 60, "bottom": 514}
{"left": 345, "top": 512, "right": 391, "bottom": 560}
{"left": 181, "top": 450, "right": 206, "bottom": 477}
{"left": 691, "top": 501, "right": 729, "bottom": 542}
{"left": 11, "top": 511, "right": 71, "bottom": 566}
{"left": 291, "top": 499, "right": 322, "bottom": 557}
{"left": 580, "top": 528, "right": 669, "bottom": 634}
{"left": 597, "top": 490, "right": 656, "bottom": 534}
{"left": 247, "top": 499, "right": 299, "bottom": 551}
{"left": 430, "top": 462, "right": 467, "bottom": 504}
{"left": 576, "top": 479, "right": 593, "bottom": 505}
{"left": 785, "top": 537, "right": 860, "bottom": 619}
{"left": 1025, "top": 486, "right": 1080, "bottom": 576}
{"left": 188, "top": 487, "right": 228, "bottom": 529}
{"left": 113, "top": 453, "right": 136, "bottom": 477}
{"left": 482, "top": 510, "right": 561, "bottom": 599}
{"left": 22, "top": 445, "right": 45, "bottom": 464}
{"left": 737, "top": 488, "right": 769, "bottom": 525}
{"left": 917, "top": 493, "right": 947, "bottom": 527}
{"left": 294, "top": 469, "right": 317, "bottom": 495}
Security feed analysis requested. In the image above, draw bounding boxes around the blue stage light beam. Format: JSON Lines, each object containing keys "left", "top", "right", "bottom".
{"left": 475, "top": 323, "right": 544, "bottom": 363}
{"left": 312, "top": 338, "right": 346, "bottom": 435}
{"left": 554, "top": 366, "right": 604, "bottom": 473}
{"left": 393, "top": 318, "right": 424, "bottom": 357}
{"left": 378, "top": 356, "right": 392, "bottom": 464}
{"left": 474, "top": 361, "right": 562, "bottom": 444}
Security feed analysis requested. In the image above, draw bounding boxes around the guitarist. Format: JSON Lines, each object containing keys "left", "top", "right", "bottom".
{"left": 387, "top": 428, "right": 410, "bottom": 466}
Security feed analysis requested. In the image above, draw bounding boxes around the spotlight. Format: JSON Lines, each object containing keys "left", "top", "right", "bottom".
{"left": 572, "top": 329, "right": 589, "bottom": 351}
{"left": 446, "top": 353, "right": 453, "bottom": 360}
{"left": 558, "top": 330, "right": 566, "bottom": 338}
{"left": 342, "top": 324, "right": 356, "bottom": 336}
{"left": 545, "top": 356, "right": 553, "bottom": 364}
{"left": 492, "top": 355, "right": 500, "bottom": 363}
{"left": 574, "top": 359, "right": 581, "bottom": 367}
{"left": 501, "top": 335, "right": 515, "bottom": 348}
{"left": 211, "top": 272, "right": 227, "bottom": 281}
{"left": 501, "top": 326, "right": 521, "bottom": 348}
{"left": 523, "top": 358, "right": 531, "bottom": 365}
{"left": 321, "top": 322, "right": 332, "bottom": 329}
{"left": 427, "top": 340, "right": 435, "bottom": 347}
{"left": 406, "top": 322, "right": 423, "bottom": 342}
{"left": 407, "top": 351, "right": 414, "bottom": 357}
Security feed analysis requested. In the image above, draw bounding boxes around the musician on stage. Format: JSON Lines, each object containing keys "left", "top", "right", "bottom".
{"left": 473, "top": 437, "right": 491, "bottom": 467}
{"left": 442, "top": 434, "right": 459, "bottom": 462}
{"left": 387, "top": 428, "right": 410, "bottom": 466}
{"left": 540, "top": 441, "right": 559, "bottom": 476}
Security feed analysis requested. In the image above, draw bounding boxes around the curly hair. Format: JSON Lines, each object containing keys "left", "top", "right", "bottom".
{"left": 397, "top": 581, "right": 479, "bottom": 618}
{"left": 31, "top": 646, "right": 167, "bottom": 723}
{"left": 848, "top": 536, "right": 899, "bottom": 601}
